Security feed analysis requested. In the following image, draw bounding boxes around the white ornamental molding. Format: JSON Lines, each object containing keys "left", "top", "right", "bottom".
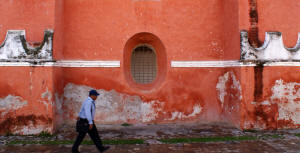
{"left": 0, "top": 30, "right": 53, "bottom": 60}
{"left": 55, "top": 60, "right": 120, "bottom": 67}
{"left": 241, "top": 30, "right": 300, "bottom": 61}
{"left": 0, "top": 60, "right": 121, "bottom": 67}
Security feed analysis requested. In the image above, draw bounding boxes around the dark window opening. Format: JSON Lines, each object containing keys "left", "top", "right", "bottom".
{"left": 131, "top": 45, "right": 157, "bottom": 84}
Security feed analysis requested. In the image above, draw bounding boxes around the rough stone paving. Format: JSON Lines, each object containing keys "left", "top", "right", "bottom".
{"left": 1, "top": 123, "right": 300, "bottom": 153}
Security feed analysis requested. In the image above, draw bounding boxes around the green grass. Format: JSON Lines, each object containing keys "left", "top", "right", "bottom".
{"left": 7, "top": 139, "right": 144, "bottom": 145}
{"left": 37, "top": 131, "right": 53, "bottom": 138}
{"left": 294, "top": 133, "right": 300, "bottom": 137}
{"left": 8, "top": 140, "right": 74, "bottom": 145}
{"left": 159, "top": 136, "right": 258, "bottom": 144}
{"left": 121, "top": 123, "right": 132, "bottom": 127}
{"left": 4, "top": 131, "right": 53, "bottom": 138}
{"left": 243, "top": 129, "right": 257, "bottom": 133}
{"left": 103, "top": 139, "right": 144, "bottom": 145}
{"left": 259, "top": 134, "right": 284, "bottom": 139}
{"left": 6, "top": 134, "right": 286, "bottom": 145}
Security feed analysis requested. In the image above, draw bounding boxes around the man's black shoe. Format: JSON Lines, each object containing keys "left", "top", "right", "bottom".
{"left": 100, "top": 146, "right": 110, "bottom": 152}
{"left": 72, "top": 150, "right": 80, "bottom": 153}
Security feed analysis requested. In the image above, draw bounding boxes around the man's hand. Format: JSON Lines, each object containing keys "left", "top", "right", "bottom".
{"left": 89, "top": 124, "right": 93, "bottom": 130}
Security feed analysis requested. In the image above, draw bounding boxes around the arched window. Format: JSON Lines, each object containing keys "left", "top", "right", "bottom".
{"left": 131, "top": 45, "right": 157, "bottom": 84}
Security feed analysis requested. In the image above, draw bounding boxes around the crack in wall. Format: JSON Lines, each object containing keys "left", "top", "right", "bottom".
{"left": 248, "top": 0, "right": 262, "bottom": 48}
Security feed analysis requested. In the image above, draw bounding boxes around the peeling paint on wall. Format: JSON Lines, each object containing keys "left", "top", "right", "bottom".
{"left": 0, "top": 94, "right": 54, "bottom": 134}
{"left": 13, "top": 124, "right": 52, "bottom": 135}
{"left": 55, "top": 93, "right": 63, "bottom": 115}
{"left": 54, "top": 93, "right": 64, "bottom": 128}
{"left": 0, "top": 95, "right": 28, "bottom": 117}
{"left": 0, "top": 114, "right": 52, "bottom": 134}
{"left": 62, "top": 83, "right": 203, "bottom": 124}
{"left": 40, "top": 88, "right": 53, "bottom": 111}
{"left": 216, "top": 73, "right": 229, "bottom": 108}
{"left": 63, "top": 83, "right": 164, "bottom": 124}
{"left": 168, "top": 104, "right": 202, "bottom": 120}
{"left": 272, "top": 79, "right": 300, "bottom": 125}
{"left": 216, "top": 71, "right": 242, "bottom": 109}
{"left": 247, "top": 79, "right": 300, "bottom": 129}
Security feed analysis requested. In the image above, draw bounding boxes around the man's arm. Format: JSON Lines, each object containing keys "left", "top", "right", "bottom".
{"left": 84, "top": 101, "right": 93, "bottom": 125}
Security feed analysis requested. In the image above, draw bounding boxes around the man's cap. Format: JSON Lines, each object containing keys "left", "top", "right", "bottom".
{"left": 89, "top": 90, "right": 100, "bottom": 96}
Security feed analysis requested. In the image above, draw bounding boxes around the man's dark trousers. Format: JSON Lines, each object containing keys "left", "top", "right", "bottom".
{"left": 72, "top": 123, "right": 104, "bottom": 152}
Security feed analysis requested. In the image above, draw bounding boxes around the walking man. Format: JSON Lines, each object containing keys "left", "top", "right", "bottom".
{"left": 72, "top": 90, "right": 110, "bottom": 153}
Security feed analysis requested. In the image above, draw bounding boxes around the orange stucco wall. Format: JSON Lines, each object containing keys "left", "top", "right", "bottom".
{"left": 240, "top": 66, "right": 300, "bottom": 129}
{"left": 62, "top": 0, "right": 236, "bottom": 60}
{"left": 59, "top": 0, "right": 241, "bottom": 126}
{"left": 0, "top": 0, "right": 55, "bottom": 43}
{"left": 1, "top": 0, "right": 300, "bottom": 134}
{"left": 0, "top": 67, "right": 54, "bottom": 134}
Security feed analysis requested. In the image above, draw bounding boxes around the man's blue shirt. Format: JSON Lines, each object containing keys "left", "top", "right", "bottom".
{"left": 78, "top": 97, "right": 95, "bottom": 124}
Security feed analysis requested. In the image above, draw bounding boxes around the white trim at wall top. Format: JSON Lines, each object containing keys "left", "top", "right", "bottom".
{"left": 0, "top": 60, "right": 121, "bottom": 67}
{"left": 1, "top": 60, "right": 300, "bottom": 67}
{"left": 171, "top": 61, "right": 300, "bottom": 67}
{"left": 171, "top": 61, "right": 248, "bottom": 67}
{"left": 56, "top": 60, "right": 120, "bottom": 67}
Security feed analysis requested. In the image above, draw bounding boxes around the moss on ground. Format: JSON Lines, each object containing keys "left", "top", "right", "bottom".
{"left": 6, "top": 134, "right": 286, "bottom": 145}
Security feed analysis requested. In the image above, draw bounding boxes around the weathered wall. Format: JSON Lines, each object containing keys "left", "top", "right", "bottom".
{"left": 237, "top": 0, "right": 300, "bottom": 129}
{"left": 1, "top": 0, "right": 300, "bottom": 134}
{"left": 0, "top": 67, "right": 54, "bottom": 134}
{"left": 60, "top": 67, "right": 244, "bottom": 127}
{"left": 0, "top": 0, "right": 63, "bottom": 134}
{"left": 240, "top": 66, "right": 300, "bottom": 130}
{"left": 59, "top": 0, "right": 242, "bottom": 127}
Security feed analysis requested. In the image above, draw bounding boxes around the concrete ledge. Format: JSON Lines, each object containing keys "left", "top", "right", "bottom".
{"left": 55, "top": 60, "right": 120, "bottom": 67}
{"left": 1, "top": 60, "right": 300, "bottom": 67}
{"left": 0, "top": 60, "right": 120, "bottom": 67}
{"left": 171, "top": 60, "right": 300, "bottom": 67}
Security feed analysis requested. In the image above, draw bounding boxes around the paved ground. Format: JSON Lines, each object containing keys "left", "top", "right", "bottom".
{"left": 1, "top": 123, "right": 300, "bottom": 153}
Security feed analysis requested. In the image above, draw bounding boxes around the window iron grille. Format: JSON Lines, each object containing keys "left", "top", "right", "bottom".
{"left": 131, "top": 45, "right": 157, "bottom": 84}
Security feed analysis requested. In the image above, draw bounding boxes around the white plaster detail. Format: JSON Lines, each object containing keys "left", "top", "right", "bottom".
{"left": 56, "top": 60, "right": 120, "bottom": 67}
{"left": 0, "top": 30, "right": 26, "bottom": 59}
{"left": 0, "top": 95, "right": 28, "bottom": 117}
{"left": 271, "top": 79, "right": 300, "bottom": 124}
{"left": 0, "top": 60, "right": 120, "bottom": 67}
{"left": 168, "top": 104, "right": 202, "bottom": 120}
{"left": 63, "top": 83, "right": 163, "bottom": 123}
{"left": 241, "top": 31, "right": 300, "bottom": 60}
{"left": 13, "top": 124, "right": 52, "bottom": 135}
{"left": 40, "top": 88, "right": 53, "bottom": 111}
{"left": 62, "top": 83, "right": 203, "bottom": 124}
{"left": 54, "top": 93, "right": 64, "bottom": 126}
{"left": 216, "top": 73, "right": 229, "bottom": 108}
{"left": 216, "top": 71, "right": 242, "bottom": 108}
{"left": 141, "top": 101, "right": 162, "bottom": 122}
{"left": 0, "top": 30, "right": 53, "bottom": 60}
{"left": 1, "top": 60, "right": 300, "bottom": 67}
{"left": 171, "top": 61, "right": 255, "bottom": 67}
{"left": 251, "top": 101, "right": 271, "bottom": 106}
{"left": 263, "top": 62, "right": 300, "bottom": 67}
{"left": 55, "top": 93, "right": 63, "bottom": 114}
{"left": 231, "top": 73, "right": 243, "bottom": 101}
